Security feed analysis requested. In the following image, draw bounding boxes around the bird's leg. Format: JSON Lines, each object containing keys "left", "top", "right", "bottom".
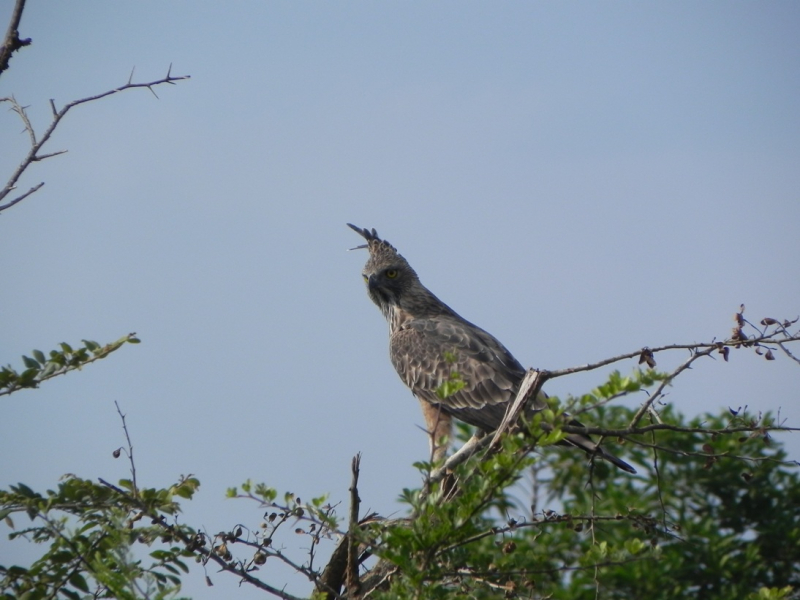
{"left": 418, "top": 399, "right": 452, "bottom": 464}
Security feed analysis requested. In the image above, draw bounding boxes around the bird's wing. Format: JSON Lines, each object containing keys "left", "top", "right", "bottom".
{"left": 390, "top": 315, "right": 637, "bottom": 472}
{"left": 390, "top": 315, "right": 537, "bottom": 431}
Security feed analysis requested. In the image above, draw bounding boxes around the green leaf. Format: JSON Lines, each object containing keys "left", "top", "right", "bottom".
{"left": 624, "top": 538, "right": 645, "bottom": 555}
{"left": 17, "top": 367, "right": 39, "bottom": 387}
{"left": 173, "top": 485, "right": 193, "bottom": 499}
{"left": 50, "top": 550, "right": 75, "bottom": 564}
{"left": 13, "top": 482, "right": 36, "bottom": 498}
{"left": 68, "top": 572, "right": 89, "bottom": 592}
{"left": 22, "top": 355, "right": 39, "bottom": 369}
{"left": 39, "top": 362, "right": 59, "bottom": 378}
{"left": 174, "top": 557, "right": 189, "bottom": 573}
{"left": 540, "top": 429, "right": 566, "bottom": 446}
{"left": 32, "top": 349, "right": 46, "bottom": 364}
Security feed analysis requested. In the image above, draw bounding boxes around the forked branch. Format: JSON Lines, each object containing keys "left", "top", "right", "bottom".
{"left": 1, "top": 67, "right": 190, "bottom": 213}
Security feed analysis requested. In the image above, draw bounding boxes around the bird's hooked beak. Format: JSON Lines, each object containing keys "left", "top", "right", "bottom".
{"left": 365, "top": 273, "right": 392, "bottom": 308}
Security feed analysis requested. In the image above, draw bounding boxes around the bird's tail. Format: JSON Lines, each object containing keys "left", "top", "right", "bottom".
{"left": 564, "top": 429, "right": 637, "bottom": 474}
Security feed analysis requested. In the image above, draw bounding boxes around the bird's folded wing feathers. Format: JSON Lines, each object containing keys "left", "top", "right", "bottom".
{"left": 390, "top": 317, "right": 532, "bottom": 430}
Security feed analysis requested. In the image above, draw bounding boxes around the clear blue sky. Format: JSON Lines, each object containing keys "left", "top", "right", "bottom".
{"left": 2, "top": 2, "right": 799, "bottom": 598}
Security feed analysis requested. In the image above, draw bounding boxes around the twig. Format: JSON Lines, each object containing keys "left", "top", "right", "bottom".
{"left": 346, "top": 453, "right": 362, "bottom": 596}
{"left": 428, "top": 433, "right": 491, "bottom": 486}
{"left": 33, "top": 510, "right": 107, "bottom": 600}
{"left": 0, "top": 68, "right": 190, "bottom": 213}
{"left": 777, "top": 341, "right": 800, "bottom": 365}
{"left": 545, "top": 333, "right": 800, "bottom": 381}
{"left": 650, "top": 427, "right": 669, "bottom": 534}
{"left": 560, "top": 422, "right": 799, "bottom": 437}
{"left": 630, "top": 438, "right": 799, "bottom": 466}
{"left": 628, "top": 345, "right": 716, "bottom": 428}
{"left": 0, "top": 180, "right": 43, "bottom": 212}
{"left": 436, "top": 511, "right": 666, "bottom": 556}
{"left": 114, "top": 401, "right": 138, "bottom": 499}
{"left": 444, "top": 555, "right": 650, "bottom": 580}
{"left": 95, "top": 478, "right": 307, "bottom": 600}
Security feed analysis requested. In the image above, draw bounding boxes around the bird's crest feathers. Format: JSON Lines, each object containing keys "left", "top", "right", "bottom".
{"left": 347, "top": 223, "right": 412, "bottom": 273}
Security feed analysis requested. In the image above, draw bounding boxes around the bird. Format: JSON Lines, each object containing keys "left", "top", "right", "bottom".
{"left": 348, "top": 223, "right": 636, "bottom": 474}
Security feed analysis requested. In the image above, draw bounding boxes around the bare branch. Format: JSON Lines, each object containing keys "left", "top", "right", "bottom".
{"left": 429, "top": 433, "right": 491, "bottom": 485}
{"left": 0, "top": 0, "right": 30, "bottom": 77}
{"left": 114, "top": 401, "right": 138, "bottom": 499}
{"left": 490, "top": 369, "right": 547, "bottom": 449}
{"left": 437, "top": 510, "right": 664, "bottom": 556}
{"left": 0, "top": 180, "right": 43, "bottom": 212}
{"left": 777, "top": 341, "right": 800, "bottom": 365}
{"left": 33, "top": 150, "right": 67, "bottom": 161}
{"left": 545, "top": 332, "right": 800, "bottom": 381}
{"left": 632, "top": 437, "right": 799, "bottom": 466}
{"left": 346, "top": 453, "right": 362, "bottom": 596}
{"left": 628, "top": 345, "right": 716, "bottom": 427}
{"left": 425, "top": 370, "right": 549, "bottom": 491}
{"left": 560, "top": 422, "right": 800, "bottom": 438}
{"left": 1, "top": 95, "right": 36, "bottom": 143}
{"left": 0, "top": 68, "right": 190, "bottom": 214}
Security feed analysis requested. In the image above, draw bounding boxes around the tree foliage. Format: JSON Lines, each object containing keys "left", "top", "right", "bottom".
{"left": 2, "top": 2, "right": 799, "bottom": 599}
{"left": 3, "top": 366, "right": 799, "bottom": 599}
{"left": 0, "top": 335, "right": 140, "bottom": 397}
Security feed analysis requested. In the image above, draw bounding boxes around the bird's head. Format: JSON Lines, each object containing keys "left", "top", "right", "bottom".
{"left": 347, "top": 224, "right": 420, "bottom": 315}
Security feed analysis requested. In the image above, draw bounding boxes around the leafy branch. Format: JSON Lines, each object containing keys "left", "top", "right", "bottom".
{"left": 0, "top": 333, "right": 140, "bottom": 396}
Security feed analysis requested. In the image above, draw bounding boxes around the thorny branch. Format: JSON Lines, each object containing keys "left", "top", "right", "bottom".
{"left": 542, "top": 309, "right": 800, "bottom": 431}
{"left": 545, "top": 326, "right": 800, "bottom": 383}
{"left": 0, "top": 0, "right": 30, "bottom": 77}
{"left": 0, "top": 66, "right": 190, "bottom": 213}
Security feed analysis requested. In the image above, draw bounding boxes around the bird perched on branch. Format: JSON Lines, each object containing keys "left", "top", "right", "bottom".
{"left": 348, "top": 223, "right": 635, "bottom": 473}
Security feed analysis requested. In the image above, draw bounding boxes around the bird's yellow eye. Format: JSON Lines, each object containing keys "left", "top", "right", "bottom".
{"left": 385, "top": 269, "right": 398, "bottom": 279}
